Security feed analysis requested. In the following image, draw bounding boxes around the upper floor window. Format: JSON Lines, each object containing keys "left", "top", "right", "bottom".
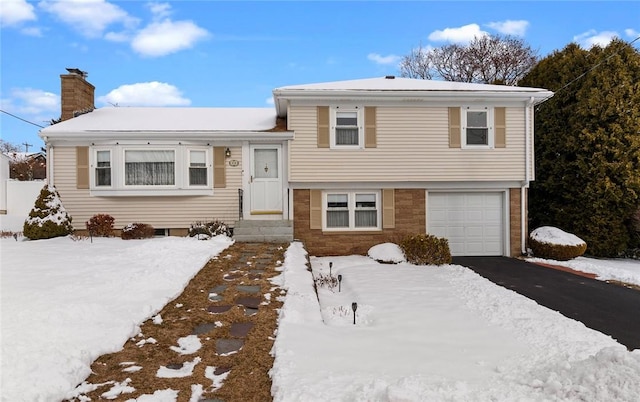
{"left": 462, "top": 107, "right": 494, "bottom": 148}
{"left": 95, "top": 150, "right": 111, "bottom": 187}
{"left": 124, "top": 150, "right": 175, "bottom": 186}
{"left": 331, "top": 107, "right": 363, "bottom": 148}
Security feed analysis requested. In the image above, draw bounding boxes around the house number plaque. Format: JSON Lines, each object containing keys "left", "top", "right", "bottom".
{"left": 228, "top": 159, "right": 239, "bottom": 167}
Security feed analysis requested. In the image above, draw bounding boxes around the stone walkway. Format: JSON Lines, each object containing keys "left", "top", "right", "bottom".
{"left": 69, "top": 242, "right": 287, "bottom": 402}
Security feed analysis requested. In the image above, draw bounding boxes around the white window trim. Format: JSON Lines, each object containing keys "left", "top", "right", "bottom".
{"left": 89, "top": 145, "right": 213, "bottom": 196}
{"left": 322, "top": 190, "right": 381, "bottom": 231}
{"left": 461, "top": 106, "right": 494, "bottom": 149}
{"left": 92, "top": 148, "right": 112, "bottom": 188}
{"left": 186, "top": 148, "right": 210, "bottom": 187}
{"left": 330, "top": 106, "right": 364, "bottom": 149}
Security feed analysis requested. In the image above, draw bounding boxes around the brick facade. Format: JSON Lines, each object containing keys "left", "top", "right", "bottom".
{"left": 60, "top": 72, "right": 95, "bottom": 122}
{"left": 293, "top": 189, "right": 425, "bottom": 256}
{"left": 509, "top": 188, "right": 527, "bottom": 257}
{"left": 295, "top": 188, "right": 526, "bottom": 257}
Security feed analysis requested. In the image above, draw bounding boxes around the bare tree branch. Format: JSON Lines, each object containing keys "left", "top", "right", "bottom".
{"left": 400, "top": 34, "right": 538, "bottom": 85}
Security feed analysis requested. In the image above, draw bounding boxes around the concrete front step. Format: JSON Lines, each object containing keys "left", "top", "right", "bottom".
{"left": 233, "top": 220, "right": 293, "bottom": 243}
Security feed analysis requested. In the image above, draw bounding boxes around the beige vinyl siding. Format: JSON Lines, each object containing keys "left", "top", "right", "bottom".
{"left": 53, "top": 146, "right": 243, "bottom": 229}
{"left": 289, "top": 106, "right": 526, "bottom": 182}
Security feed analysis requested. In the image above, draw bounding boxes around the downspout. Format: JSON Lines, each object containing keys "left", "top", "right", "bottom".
{"left": 45, "top": 138, "right": 54, "bottom": 187}
{"left": 522, "top": 97, "right": 535, "bottom": 255}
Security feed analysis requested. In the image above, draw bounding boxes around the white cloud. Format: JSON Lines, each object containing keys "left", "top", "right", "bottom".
{"left": 97, "top": 82, "right": 191, "bottom": 106}
{"left": 8, "top": 88, "right": 59, "bottom": 115}
{"left": 367, "top": 53, "right": 401, "bottom": 65}
{"left": 428, "top": 23, "right": 488, "bottom": 43}
{"left": 39, "top": 0, "right": 138, "bottom": 38}
{"left": 486, "top": 20, "right": 529, "bottom": 36}
{"left": 131, "top": 19, "right": 209, "bottom": 57}
{"left": 148, "top": 2, "right": 172, "bottom": 21}
{"left": 625, "top": 28, "right": 639, "bottom": 38}
{"left": 0, "top": 0, "right": 36, "bottom": 27}
{"left": 265, "top": 97, "right": 274, "bottom": 105}
{"left": 21, "top": 26, "right": 43, "bottom": 37}
{"left": 574, "top": 30, "right": 619, "bottom": 48}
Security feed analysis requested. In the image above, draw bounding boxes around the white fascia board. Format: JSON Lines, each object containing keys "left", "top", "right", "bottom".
{"left": 40, "top": 130, "right": 294, "bottom": 144}
{"left": 274, "top": 89, "right": 554, "bottom": 116}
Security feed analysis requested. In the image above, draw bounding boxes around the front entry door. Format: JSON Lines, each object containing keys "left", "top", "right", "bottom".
{"left": 250, "top": 145, "right": 282, "bottom": 215}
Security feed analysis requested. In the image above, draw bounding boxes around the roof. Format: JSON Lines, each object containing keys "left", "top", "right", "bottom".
{"left": 272, "top": 76, "right": 554, "bottom": 116}
{"left": 40, "top": 107, "right": 291, "bottom": 142}
{"left": 42, "top": 107, "right": 277, "bottom": 133}
{"left": 275, "top": 76, "right": 548, "bottom": 92}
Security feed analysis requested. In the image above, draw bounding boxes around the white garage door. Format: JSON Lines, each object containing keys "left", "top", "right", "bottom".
{"left": 428, "top": 192, "right": 504, "bottom": 256}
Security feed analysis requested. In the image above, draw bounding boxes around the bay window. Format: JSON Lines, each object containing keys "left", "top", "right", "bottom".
{"left": 90, "top": 146, "right": 213, "bottom": 194}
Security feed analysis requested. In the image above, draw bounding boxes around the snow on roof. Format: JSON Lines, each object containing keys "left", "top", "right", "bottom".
{"left": 41, "top": 107, "right": 278, "bottom": 134}
{"left": 274, "top": 76, "right": 550, "bottom": 93}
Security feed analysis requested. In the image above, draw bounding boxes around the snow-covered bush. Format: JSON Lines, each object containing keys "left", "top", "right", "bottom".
{"left": 188, "top": 220, "right": 231, "bottom": 239}
{"left": 86, "top": 214, "right": 115, "bottom": 237}
{"left": 121, "top": 223, "right": 155, "bottom": 240}
{"left": 529, "top": 226, "right": 587, "bottom": 261}
{"left": 23, "top": 185, "right": 73, "bottom": 240}
{"left": 368, "top": 242, "right": 406, "bottom": 264}
{"left": 400, "top": 233, "right": 451, "bottom": 265}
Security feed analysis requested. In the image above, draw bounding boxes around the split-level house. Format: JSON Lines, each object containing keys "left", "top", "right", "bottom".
{"left": 41, "top": 69, "right": 552, "bottom": 257}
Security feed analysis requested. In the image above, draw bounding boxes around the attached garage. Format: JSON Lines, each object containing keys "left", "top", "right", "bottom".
{"left": 427, "top": 192, "right": 505, "bottom": 256}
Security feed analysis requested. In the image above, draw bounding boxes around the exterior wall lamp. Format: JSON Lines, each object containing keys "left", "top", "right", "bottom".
{"left": 225, "top": 148, "right": 231, "bottom": 158}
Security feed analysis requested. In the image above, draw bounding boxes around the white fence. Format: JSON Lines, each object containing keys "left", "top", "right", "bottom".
{"left": 1, "top": 180, "right": 46, "bottom": 232}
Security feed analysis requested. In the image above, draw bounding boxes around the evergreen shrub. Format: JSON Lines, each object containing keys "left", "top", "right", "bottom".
{"left": 188, "top": 220, "right": 231, "bottom": 239}
{"left": 86, "top": 214, "right": 115, "bottom": 237}
{"left": 23, "top": 185, "right": 73, "bottom": 240}
{"left": 121, "top": 223, "right": 155, "bottom": 240}
{"left": 400, "top": 233, "right": 451, "bottom": 265}
{"left": 529, "top": 227, "right": 587, "bottom": 261}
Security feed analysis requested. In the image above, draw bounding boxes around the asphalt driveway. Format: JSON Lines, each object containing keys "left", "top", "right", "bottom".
{"left": 452, "top": 256, "right": 640, "bottom": 350}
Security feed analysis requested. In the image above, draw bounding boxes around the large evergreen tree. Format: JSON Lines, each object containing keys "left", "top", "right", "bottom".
{"left": 521, "top": 40, "right": 640, "bottom": 256}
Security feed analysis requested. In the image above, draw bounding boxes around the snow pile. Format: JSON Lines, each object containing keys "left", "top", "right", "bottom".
{"left": 531, "top": 226, "right": 586, "bottom": 246}
{"left": 270, "top": 243, "right": 640, "bottom": 401}
{"left": 527, "top": 256, "right": 640, "bottom": 287}
{"left": 368, "top": 242, "right": 406, "bottom": 263}
{"left": 0, "top": 235, "right": 233, "bottom": 402}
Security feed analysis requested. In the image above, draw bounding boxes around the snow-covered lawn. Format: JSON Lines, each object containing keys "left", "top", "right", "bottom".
{"left": 527, "top": 256, "right": 640, "bottom": 287}
{"left": 0, "top": 235, "right": 233, "bottom": 402}
{"left": 271, "top": 243, "right": 640, "bottom": 401}
{"left": 2, "top": 236, "right": 639, "bottom": 401}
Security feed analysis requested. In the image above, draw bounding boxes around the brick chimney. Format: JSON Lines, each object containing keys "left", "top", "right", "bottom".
{"left": 60, "top": 68, "right": 95, "bottom": 121}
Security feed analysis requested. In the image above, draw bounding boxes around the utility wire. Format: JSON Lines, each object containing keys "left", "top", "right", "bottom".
{"left": 536, "top": 35, "right": 640, "bottom": 110}
{"left": 1, "top": 109, "right": 46, "bottom": 128}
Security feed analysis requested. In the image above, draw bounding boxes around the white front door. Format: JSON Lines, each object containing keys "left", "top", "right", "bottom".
{"left": 250, "top": 145, "right": 282, "bottom": 215}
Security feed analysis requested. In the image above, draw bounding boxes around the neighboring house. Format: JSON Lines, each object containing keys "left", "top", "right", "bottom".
{"left": 7, "top": 151, "right": 47, "bottom": 180}
{"left": 40, "top": 69, "right": 552, "bottom": 257}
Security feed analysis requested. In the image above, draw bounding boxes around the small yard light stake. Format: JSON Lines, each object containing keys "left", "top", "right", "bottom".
{"left": 352, "top": 302, "right": 358, "bottom": 325}
{"left": 338, "top": 274, "right": 342, "bottom": 292}
{"left": 329, "top": 261, "right": 333, "bottom": 277}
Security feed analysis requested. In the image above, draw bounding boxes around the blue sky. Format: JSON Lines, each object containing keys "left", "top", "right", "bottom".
{"left": 1, "top": 0, "right": 638, "bottom": 151}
